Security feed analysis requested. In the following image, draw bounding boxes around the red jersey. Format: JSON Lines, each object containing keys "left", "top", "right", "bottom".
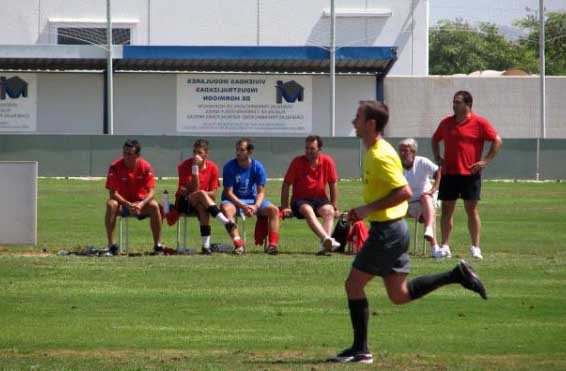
{"left": 176, "top": 158, "right": 220, "bottom": 198}
{"left": 432, "top": 113, "right": 498, "bottom": 175}
{"left": 284, "top": 153, "right": 338, "bottom": 202}
{"left": 105, "top": 157, "right": 155, "bottom": 202}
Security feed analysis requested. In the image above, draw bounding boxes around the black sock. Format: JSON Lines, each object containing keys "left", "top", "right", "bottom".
{"left": 207, "top": 205, "right": 220, "bottom": 217}
{"left": 408, "top": 268, "right": 459, "bottom": 300}
{"left": 225, "top": 221, "right": 236, "bottom": 234}
{"left": 348, "top": 298, "right": 369, "bottom": 353}
{"left": 200, "top": 225, "right": 211, "bottom": 237}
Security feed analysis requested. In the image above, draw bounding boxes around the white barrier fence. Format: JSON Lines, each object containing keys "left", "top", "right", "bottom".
{"left": 0, "top": 162, "right": 37, "bottom": 245}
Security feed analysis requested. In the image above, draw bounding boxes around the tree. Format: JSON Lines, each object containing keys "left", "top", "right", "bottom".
{"left": 429, "top": 19, "right": 538, "bottom": 75}
{"left": 515, "top": 10, "right": 566, "bottom": 75}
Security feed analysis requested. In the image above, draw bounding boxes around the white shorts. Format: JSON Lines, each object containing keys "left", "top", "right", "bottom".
{"left": 406, "top": 192, "right": 440, "bottom": 219}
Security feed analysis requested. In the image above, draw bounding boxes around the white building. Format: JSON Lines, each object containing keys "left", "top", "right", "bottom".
{"left": 2, "top": 0, "right": 428, "bottom": 76}
{"left": 0, "top": 1, "right": 431, "bottom": 136}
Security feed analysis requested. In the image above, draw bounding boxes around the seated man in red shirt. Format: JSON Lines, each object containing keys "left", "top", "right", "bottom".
{"left": 175, "top": 139, "right": 241, "bottom": 255}
{"left": 280, "top": 135, "right": 341, "bottom": 255}
{"left": 104, "top": 139, "right": 165, "bottom": 255}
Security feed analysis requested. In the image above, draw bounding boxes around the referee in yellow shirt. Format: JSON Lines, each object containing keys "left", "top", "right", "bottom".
{"left": 327, "top": 100, "right": 488, "bottom": 364}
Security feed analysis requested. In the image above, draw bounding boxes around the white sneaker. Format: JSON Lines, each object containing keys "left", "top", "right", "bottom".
{"left": 329, "top": 237, "right": 342, "bottom": 252}
{"left": 471, "top": 246, "right": 483, "bottom": 260}
{"left": 440, "top": 244, "right": 452, "bottom": 258}
{"left": 322, "top": 237, "right": 341, "bottom": 249}
{"left": 330, "top": 237, "right": 341, "bottom": 249}
{"left": 431, "top": 245, "right": 443, "bottom": 258}
{"left": 424, "top": 225, "right": 434, "bottom": 241}
{"left": 317, "top": 237, "right": 340, "bottom": 255}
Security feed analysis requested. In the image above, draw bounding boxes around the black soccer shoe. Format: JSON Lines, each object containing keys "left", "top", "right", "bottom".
{"left": 266, "top": 245, "right": 279, "bottom": 255}
{"left": 151, "top": 243, "right": 165, "bottom": 256}
{"left": 108, "top": 244, "right": 120, "bottom": 256}
{"left": 327, "top": 347, "right": 373, "bottom": 364}
{"left": 457, "top": 260, "right": 488, "bottom": 300}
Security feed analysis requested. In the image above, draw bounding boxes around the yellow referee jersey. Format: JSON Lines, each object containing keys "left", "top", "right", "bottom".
{"left": 362, "top": 138, "right": 408, "bottom": 222}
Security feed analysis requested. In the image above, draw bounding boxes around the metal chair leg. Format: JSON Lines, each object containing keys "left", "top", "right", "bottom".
{"left": 422, "top": 229, "right": 427, "bottom": 256}
{"left": 124, "top": 216, "right": 129, "bottom": 255}
{"left": 413, "top": 215, "right": 419, "bottom": 255}
{"left": 176, "top": 215, "right": 189, "bottom": 249}
{"left": 118, "top": 216, "right": 129, "bottom": 255}
{"left": 237, "top": 211, "right": 247, "bottom": 247}
{"left": 182, "top": 215, "right": 188, "bottom": 249}
{"left": 176, "top": 217, "right": 180, "bottom": 249}
{"left": 119, "top": 216, "right": 123, "bottom": 253}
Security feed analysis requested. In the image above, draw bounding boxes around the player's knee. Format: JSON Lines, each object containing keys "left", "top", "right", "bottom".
{"left": 267, "top": 205, "right": 279, "bottom": 218}
{"left": 106, "top": 199, "right": 119, "bottom": 211}
{"left": 194, "top": 190, "right": 208, "bottom": 201}
{"left": 299, "top": 204, "right": 314, "bottom": 217}
{"left": 106, "top": 198, "right": 120, "bottom": 208}
{"left": 147, "top": 200, "right": 160, "bottom": 213}
{"left": 464, "top": 204, "right": 479, "bottom": 215}
{"left": 221, "top": 203, "right": 235, "bottom": 217}
{"left": 388, "top": 291, "right": 408, "bottom": 305}
{"left": 420, "top": 193, "right": 432, "bottom": 202}
{"left": 345, "top": 277, "right": 361, "bottom": 296}
{"left": 388, "top": 294, "right": 405, "bottom": 305}
{"left": 344, "top": 279, "right": 352, "bottom": 294}
{"left": 318, "top": 205, "right": 334, "bottom": 218}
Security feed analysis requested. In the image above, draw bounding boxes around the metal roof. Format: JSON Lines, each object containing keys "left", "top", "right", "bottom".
{"left": 0, "top": 45, "right": 397, "bottom": 75}
{"left": 0, "top": 45, "right": 120, "bottom": 72}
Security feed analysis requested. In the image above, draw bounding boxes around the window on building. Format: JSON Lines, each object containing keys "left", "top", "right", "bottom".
{"left": 48, "top": 20, "right": 137, "bottom": 45}
{"left": 57, "top": 27, "right": 131, "bottom": 45}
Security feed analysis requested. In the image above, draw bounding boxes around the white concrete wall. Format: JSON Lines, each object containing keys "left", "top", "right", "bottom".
{"left": 5, "top": 73, "right": 566, "bottom": 138}
{"left": 1, "top": 0, "right": 146, "bottom": 44}
{"left": 0, "top": 0, "right": 428, "bottom": 76}
{"left": 37, "top": 73, "right": 103, "bottom": 133}
{"left": 384, "top": 76, "right": 566, "bottom": 139}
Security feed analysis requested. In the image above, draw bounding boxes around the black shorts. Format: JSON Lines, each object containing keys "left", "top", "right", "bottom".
{"left": 352, "top": 219, "right": 410, "bottom": 277}
{"left": 174, "top": 196, "right": 198, "bottom": 216}
{"left": 291, "top": 199, "right": 332, "bottom": 219}
{"left": 438, "top": 174, "right": 482, "bottom": 201}
{"left": 120, "top": 206, "right": 147, "bottom": 220}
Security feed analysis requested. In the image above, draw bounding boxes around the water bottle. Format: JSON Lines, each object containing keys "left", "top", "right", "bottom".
{"left": 162, "top": 190, "right": 170, "bottom": 215}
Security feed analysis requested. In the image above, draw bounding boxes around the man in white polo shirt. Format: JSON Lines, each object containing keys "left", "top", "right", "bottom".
{"left": 399, "top": 138, "right": 443, "bottom": 258}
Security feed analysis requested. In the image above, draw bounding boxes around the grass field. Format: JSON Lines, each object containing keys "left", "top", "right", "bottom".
{"left": 1, "top": 179, "right": 566, "bottom": 370}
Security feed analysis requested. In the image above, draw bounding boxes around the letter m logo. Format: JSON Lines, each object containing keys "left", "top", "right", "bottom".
{"left": 275, "top": 80, "right": 304, "bottom": 104}
{"left": 1, "top": 76, "right": 28, "bottom": 100}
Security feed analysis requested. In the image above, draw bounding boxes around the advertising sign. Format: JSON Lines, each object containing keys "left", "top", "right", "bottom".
{"left": 177, "top": 74, "right": 312, "bottom": 134}
{"left": 0, "top": 73, "right": 37, "bottom": 132}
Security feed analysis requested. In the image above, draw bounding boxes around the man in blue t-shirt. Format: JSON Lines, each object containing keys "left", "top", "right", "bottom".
{"left": 221, "top": 138, "right": 281, "bottom": 255}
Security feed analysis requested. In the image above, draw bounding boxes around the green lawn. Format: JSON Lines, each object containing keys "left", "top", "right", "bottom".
{"left": 1, "top": 179, "right": 565, "bottom": 370}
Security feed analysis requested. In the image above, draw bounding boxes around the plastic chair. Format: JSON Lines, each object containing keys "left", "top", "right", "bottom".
{"left": 408, "top": 193, "right": 440, "bottom": 256}
{"left": 411, "top": 213, "right": 427, "bottom": 256}
{"left": 118, "top": 207, "right": 151, "bottom": 255}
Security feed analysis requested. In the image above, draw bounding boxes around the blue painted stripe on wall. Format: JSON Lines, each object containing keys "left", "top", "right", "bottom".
{"left": 122, "top": 45, "right": 397, "bottom": 62}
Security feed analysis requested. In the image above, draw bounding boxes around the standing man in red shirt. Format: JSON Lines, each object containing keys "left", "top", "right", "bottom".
{"left": 105, "top": 139, "right": 165, "bottom": 255}
{"left": 280, "top": 135, "right": 341, "bottom": 255}
{"left": 175, "top": 139, "right": 241, "bottom": 255}
{"left": 432, "top": 91, "right": 502, "bottom": 260}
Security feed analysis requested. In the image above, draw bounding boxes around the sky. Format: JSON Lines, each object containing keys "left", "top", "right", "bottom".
{"left": 430, "top": 0, "right": 565, "bottom": 27}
